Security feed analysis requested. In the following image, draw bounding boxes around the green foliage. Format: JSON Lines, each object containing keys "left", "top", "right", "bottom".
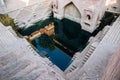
{"left": 0, "top": 14, "right": 15, "bottom": 27}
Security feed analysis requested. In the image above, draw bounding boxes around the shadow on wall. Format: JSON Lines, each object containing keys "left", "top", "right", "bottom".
{"left": 91, "top": 12, "right": 119, "bottom": 36}
{"left": 54, "top": 18, "right": 91, "bottom": 53}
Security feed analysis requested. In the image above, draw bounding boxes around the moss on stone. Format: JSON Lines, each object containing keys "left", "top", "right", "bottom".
{"left": 0, "top": 14, "right": 15, "bottom": 27}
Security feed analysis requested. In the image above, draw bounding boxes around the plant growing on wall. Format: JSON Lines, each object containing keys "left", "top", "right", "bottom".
{"left": 0, "top": 14, "right": 15, "bottom": 27}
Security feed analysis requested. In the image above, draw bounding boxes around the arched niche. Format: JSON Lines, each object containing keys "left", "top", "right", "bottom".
{"left": 64, "top": 2, "right": 81, "bottom": 21}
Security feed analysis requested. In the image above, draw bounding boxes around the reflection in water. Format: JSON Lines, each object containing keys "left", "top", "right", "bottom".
{"left": 54, "top": 18, "right": 91, "bottom": 53}
{"left": 32, "top": 38, "right": 71, "bottom": 71}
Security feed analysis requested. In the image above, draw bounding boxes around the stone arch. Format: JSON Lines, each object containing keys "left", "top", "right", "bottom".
{"left": 64, "top": 2, "right": 81, "bottom": 21}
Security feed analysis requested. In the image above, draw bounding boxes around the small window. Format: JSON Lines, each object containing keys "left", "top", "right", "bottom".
{"left": 87, "top": 15, "right": 91, "bottom": 20}
{"left": 113, "top": 6, "right": 117, "bottom": 10}
{"left": 85, "top": 22, "right": 90, "bottom": 26}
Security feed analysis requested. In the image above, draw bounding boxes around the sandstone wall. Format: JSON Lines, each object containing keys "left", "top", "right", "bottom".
{"left": 53, "top": 0, "right": 106, "bottom": 33}
{"left": 4, "top": 0, "right": 52, "bottom": 28}
{"left": 102, "top": 49, "right": 120, "bottom": 80}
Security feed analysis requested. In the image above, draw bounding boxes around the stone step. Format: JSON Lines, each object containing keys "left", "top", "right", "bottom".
{"left": 70, "top": 67, "right": 75, "bottom": 71}
{"left": 85, "top": 53, "right": 91, "bottom": 57}
{"left": 108, "top": 22, "right": 120, "bottom": 44}
{"left": 82, "top": 59, "right": 87, "bottom": 64}
{"left": 10, "top": 63, "right": 41, "bottom": 80}
{"left": 112, "top": 21, "right": 120, "bottom": 44}
{"left": 87, "top": 50, "right": 94, "bottom": 55}
{"left": 70, "top": 65, "right": 77, "bottom": 70}
{"left": 0, "top": 22, "right": 65, "bottom": 80}
{"left": 69, "top": 68, "right": 75, "bottom": 72}
{"left": 0, "top": 30, "right": 17, "bottom": 46}
{"left": 72, "top": 65, "right": 77, "bottom": 69}
{"left": 0, "top": 51, "right": 24, "bottom": 68}
{"left": 111, "top": 16, "right": 120, "bottom": 27}
{"left": 82, "top": 55, "right": 91, "bottom": 64}
{"left": 16, "top": 9, "right": 31, "bottom": 19}
{"left": 81, "top": 45, "right": 96, "bottom": 64}
{"left": 19, "top": 68, "right": 46, "bottom": 80}
{"left": 0, "top": 59, "right": 31, "bottom": 80}
{"left": 87, "top": 46, "right": 95, "bottom": 53}
{"left": 67, "top": 65, "right": 77, "bottom": 73}
{"left": 84, "top": 55, "right": 89, "bottom": 60}
{"left": 89, "top": 46, "right": 96, "bottom": 50}
{"left": 116, "top": 31, "right": 120, "bottom": 45}
{"left": 107, "top": 17, "right": 120, "bottom": 40}
{"left": 109, "top": 22, "right": 119, "bottom": 40}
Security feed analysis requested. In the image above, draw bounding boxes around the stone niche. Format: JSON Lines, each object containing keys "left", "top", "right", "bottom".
{"left": 64, "top": 2, "right": 81, "bottom": 23}
{"left": 83, "top": 9, "right": 93, "bottom": 27}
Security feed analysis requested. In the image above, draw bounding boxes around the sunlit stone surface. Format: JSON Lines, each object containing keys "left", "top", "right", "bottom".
{"left": 0, "top": 0, "right": 120, "bottom": 80}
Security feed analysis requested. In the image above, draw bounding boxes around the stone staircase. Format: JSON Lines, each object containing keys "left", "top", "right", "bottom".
{"left": 82, "top": 45, "right": 96, "bottom": 64}
{"left": 13, "top": 0, "right": 52, "bottom": 29}
{"left": 104, "top": 16, "right": 120, "bottom": 45}
{"left": 0, "top": 47, "right": 65, "bottom": 80}
{"left": 68, "top": 16, "right": 120, "bottom": 80}
{"left": 0, "top": 23, "right": 65, "bottom": 80}
{"left": 66, "top": 65, "right": 77, "bottom": 73}
{"left": 64, "top": 42, "right": 98, "bottom": 76}
{"left": 65, "top": 45, "right": 96, "bottom": 73}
